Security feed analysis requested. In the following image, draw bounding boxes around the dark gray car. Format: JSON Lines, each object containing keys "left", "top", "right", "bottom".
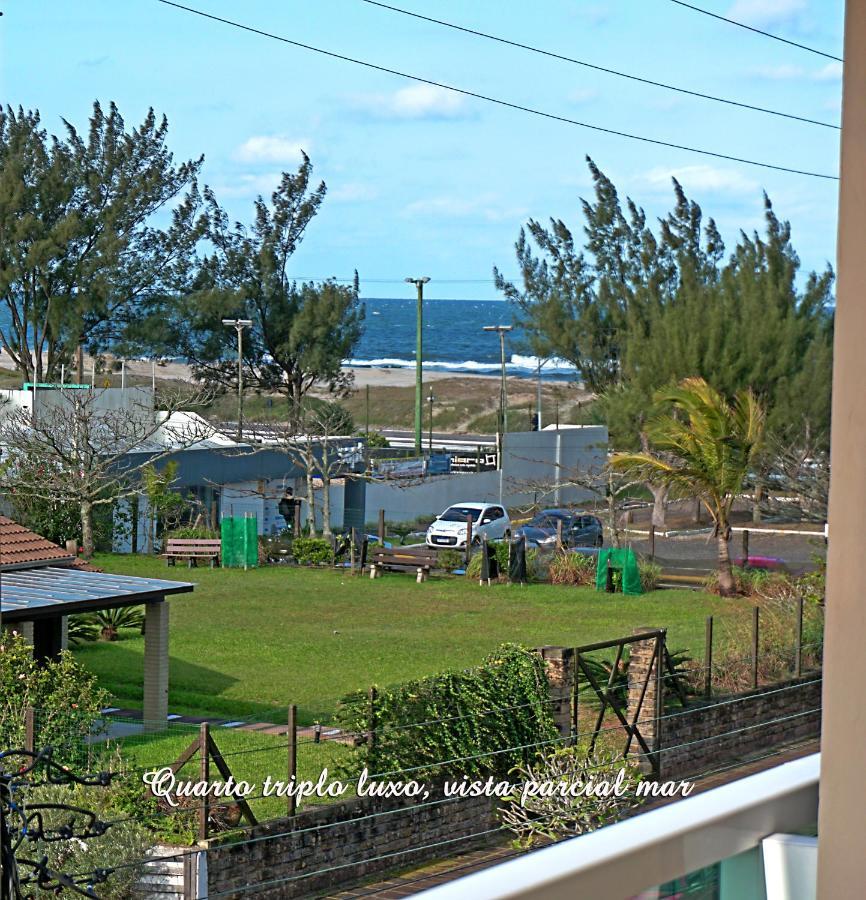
{"left": 514, "top": 509, "right": 604, "bottom": 549}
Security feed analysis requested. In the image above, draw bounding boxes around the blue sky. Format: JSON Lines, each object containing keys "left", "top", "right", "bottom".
{"left": 2, "top": 0, "right": 845, "bottom": 301}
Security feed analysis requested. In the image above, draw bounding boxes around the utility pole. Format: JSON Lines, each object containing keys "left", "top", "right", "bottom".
{"left": 427, "top": 392, "right": 435, "bottom": 452}
{"left": 405, "top": 276, "right": 430, "bottom": 455}
{"left": 536, "top": 357, "right": 546, "bottom": 430}
{"left": 222, "top": 318, "right": 253, "bottom": 442}
{"left": 483, "top": 324, "right": 512, "bottom": 437}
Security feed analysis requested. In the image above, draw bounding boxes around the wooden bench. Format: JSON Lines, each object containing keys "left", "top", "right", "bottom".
{"left": 369, "top": 548, "right": 438, "bottom": 583}
{"left": 164, "top": 538, "right": 221, "bottom": 568}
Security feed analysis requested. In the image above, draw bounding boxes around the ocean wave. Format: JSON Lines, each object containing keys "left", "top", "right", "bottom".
{"left": 346, "top": 355, "right": 576, "bottom": 374}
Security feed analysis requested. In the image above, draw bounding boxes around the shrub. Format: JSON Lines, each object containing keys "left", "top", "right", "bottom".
{"left": 26, "top": 770, "right": 153, "bottom": 899}
{"left": 163, "top": 525, "right": 219, "bottom": 542}
{"left": 69, "top": 607, "right": 145, "bottom": 644}
{"left": 292, "top": 536, "right": 333, "bottom": 566}
{"left": 0, "top": 631, "right": 108, "bottom": 766}
{"left": 335, "top": 644, "right": 557, "bottom": 781}
{"left": 465, "top": 542, "right": 541, "bottom": 582}
{"left": 639, "top": 560, "right": 662, "bottom": 592}
{"left": 549, "top": 552, "right": 596, "bottom": 586}
{"left": 436, "top": 549, "right": 464, "bottom": 571}
{"left": 500, "top": 746, "right": 642, "bottom": 847}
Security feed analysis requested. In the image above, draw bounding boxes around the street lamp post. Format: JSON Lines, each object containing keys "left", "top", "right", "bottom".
{"left": 483, "top": 325, "right": 513, "bottom": 438}
{"left": 222, "top": 318, "right": 253, "bottom": 442}
{"left": 405, "top": 277, "right": 430, "bottom": 456}
{"left": 427, "top": 392, "right": 436, "bottom": 452}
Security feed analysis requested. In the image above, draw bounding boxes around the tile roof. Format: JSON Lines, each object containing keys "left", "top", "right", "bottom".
{"left": 0, "top": 516, "right": 76, "bottom": 571}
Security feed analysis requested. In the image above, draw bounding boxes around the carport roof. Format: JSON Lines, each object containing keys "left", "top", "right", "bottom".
{"left": 0, "top": 566, "right": 193, "bottom": 622}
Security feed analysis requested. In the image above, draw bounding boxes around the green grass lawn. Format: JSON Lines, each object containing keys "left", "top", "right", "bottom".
{"left": 74, "top": 554, "right": 751, "bottom": 725}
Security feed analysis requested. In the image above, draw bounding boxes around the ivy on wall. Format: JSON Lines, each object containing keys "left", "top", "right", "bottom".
{"left": 336, "top": 644, "right": 557, "bottom": 781}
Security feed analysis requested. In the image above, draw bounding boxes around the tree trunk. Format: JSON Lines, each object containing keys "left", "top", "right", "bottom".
{"left": 305, "top": 474, "right": 317, "bottom": 537}
{"left": 649, "top": 483, "right": 669, "bottom": 527}
{"left": 321, "top": 475, "right": 333, "bottom": 539}
{"left": 717, "top": 529, "right": 736, "bottom": 597}
{"left": 80, "top": 499, "right": 95, "bottom": 559}
{"left": 752, "top": 478, "right": 764, "bottom": 523}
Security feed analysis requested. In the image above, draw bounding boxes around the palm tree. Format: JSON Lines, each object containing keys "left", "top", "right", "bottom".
{"left": 609, "top": 377, "right": 765, "bottom": 596}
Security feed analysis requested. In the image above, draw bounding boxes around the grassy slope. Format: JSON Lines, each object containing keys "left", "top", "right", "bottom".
{"left": 74, "top": 555, "right": 750, "bottom": 725}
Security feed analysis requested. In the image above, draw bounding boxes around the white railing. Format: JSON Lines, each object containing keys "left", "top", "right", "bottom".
{"left": 419, "top": 754, "right": 820, "bottom": 900}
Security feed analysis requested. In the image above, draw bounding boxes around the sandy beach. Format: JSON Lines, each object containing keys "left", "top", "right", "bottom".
{"left": 0, "top": 348, "right": 506, "bottom": 390}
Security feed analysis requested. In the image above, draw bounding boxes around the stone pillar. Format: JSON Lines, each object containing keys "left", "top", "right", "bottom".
{"left": 144, "top": 600, "right": 169, "bottom": 732}
{"left": 537, "top": 646, "right": 575, "bottom": 737}
{"left": 60, "top": 616, "right": 68, "bottom": 651}
{"left": 627, "top": 628, "right": 664, "bottom": 776}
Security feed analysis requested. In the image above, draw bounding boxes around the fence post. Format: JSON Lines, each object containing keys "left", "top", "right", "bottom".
{"left": 368, "top": 687, "right": 377, "bottom": 755}
{"left": 377, "top": 509, "right": 385, "bottom": 546}
{"left": 649, "top": 524, "right": 655, "bottom": 561}
{"left": 742, "top": 529, "right": 750, "bottom": 564}
{"left": 704, "top": 616, "right": 713, "bottom": 699}
{"left": 198, "top": 722, "right": 210, "bottom": 841}
{"left": 571, "top": 650, "right": 579, "bottom": 745}
{"left": 349, "top": 528, "right": 357, "bottom": 574}
{"left": 464, "top": 515, "right": 473, "bottom": 567}
{"left": 556, "top": 518, "right": 563, "bottom": 551}
{"left": 24, "top": 707, "right": 35, "bottom": 754}
{"left": 795, "top": 594, "right": 804, "bottom": 677}
{"left": 752, "top": 606, "right": 760, "bottom": 689}
{"left": 654, "top": 631, "right": 665, "bottom": 780}
{"left": 287, "top": 705, "right": 297, "bottom": 817}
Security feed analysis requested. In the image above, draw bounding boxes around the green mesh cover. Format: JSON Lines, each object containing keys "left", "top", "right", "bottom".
{"left": 595, "top": 547, "right": 642, "bottom": 595}
{"left": 221, "top": 516, "right": 259, "bottom": 568}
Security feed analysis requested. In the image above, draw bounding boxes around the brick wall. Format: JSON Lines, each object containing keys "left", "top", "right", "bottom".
{"left": 658, "top": 673, "right": 822, "bottom": 778}
{"left": 205, "top": 787, "right": 497, "bottom": 899}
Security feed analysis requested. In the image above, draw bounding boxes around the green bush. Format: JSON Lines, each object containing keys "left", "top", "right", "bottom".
{"left": 639, "top": 560, "right": 662, "bottom": 592}
{"left": 0, "top": 631, "right": 108, "bottom": 766}
{"left": 465, "top": 542, "right": 541, "bottom": 582}
{"left": 292, "top": 536, "right": 334, "bottom": 566}
{"left": 335, "top": 644, "right": 557, "bottom": 780}
{"left": 436, "top": 549, "right": 464, "bottom": 571}
{"left": 163, "top": 525, "right": 219, "bottom": 542}
{"left": 26, "top": 772, "right": 154, "bottom": 899}
{"left": 549, "top": 552, "right": 596, "bottom": 586}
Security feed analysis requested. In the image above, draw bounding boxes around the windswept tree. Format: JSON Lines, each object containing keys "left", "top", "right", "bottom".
{"left": 156, "top": 154, "right": 365, "bottom": 424}
{"left": 0, "top": 387, "right": 212, "bottom": 556}
{"left": 496, "top": 159, "right": 833, "bottom": 522}
{"left": 0, "top": 102, "right": 207, "bottom": 381}
{"left": 610, "top": 378, "right": 765, "bottom": 596}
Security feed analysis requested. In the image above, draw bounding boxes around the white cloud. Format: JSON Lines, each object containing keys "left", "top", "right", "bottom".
{"left": 403, "top": 193, "right": 526, "bottom": 222}
{"left": 751, "top": 64, "right": 805, "bottom": 80}
{"left": 353, "top": 84, "right": 470, "bottom": 120}
{"left": 214, "top": 172, "right": 283, "bottom": 198}
{"left": 235, "top": 136, "right": 309, "bottom": 164}
{"left": 814, "top": 62, "right": 843, "bottom": 82}
{"left": 330, "top": 182, "right": 378, "bottom": 203}
{"left": 640, "top": 165, "right": 759, "bottom": 195}
{"left": 727, "top": 0, "right": 805, "bottom": 27}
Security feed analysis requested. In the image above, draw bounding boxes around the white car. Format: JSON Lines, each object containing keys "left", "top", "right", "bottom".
{"left": 425, "top": 502, "right": 511, "bottom": 549}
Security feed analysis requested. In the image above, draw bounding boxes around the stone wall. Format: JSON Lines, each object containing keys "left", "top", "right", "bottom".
{"left": 205, "top": 787, "right": 497, "bottom": 899}
{"left": 658, "top": 673, "right": 822, "bottom": 778}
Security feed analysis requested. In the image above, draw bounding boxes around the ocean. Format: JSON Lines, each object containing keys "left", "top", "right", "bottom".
{"left": 351, "top": 297, "right": 575, "bottom": 379}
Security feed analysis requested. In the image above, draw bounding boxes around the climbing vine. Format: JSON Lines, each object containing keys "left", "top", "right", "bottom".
{"left": 335, "top": 644, "right": 558, "bottom": 781}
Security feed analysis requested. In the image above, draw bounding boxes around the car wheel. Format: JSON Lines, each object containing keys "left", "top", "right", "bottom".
{"left": 596, "top": 535, "right": 603, "bottom": 547}
{"left": 472, "top": 535, "right": 481, "bottom": 547}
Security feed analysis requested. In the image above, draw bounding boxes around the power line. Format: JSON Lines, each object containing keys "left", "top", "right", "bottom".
{"left": 154, "top": 0, "right": 839, "bottom": 181}
{"left": 667, "top": 0, "right": 843, "bottom": 62}
{"left": 359, "top": 0, "right": 838, "bottom": 131}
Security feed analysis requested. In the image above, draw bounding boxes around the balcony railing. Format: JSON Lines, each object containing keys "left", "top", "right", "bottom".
{"left": 419, "top": 753, "right": 819, "bottom": 899}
